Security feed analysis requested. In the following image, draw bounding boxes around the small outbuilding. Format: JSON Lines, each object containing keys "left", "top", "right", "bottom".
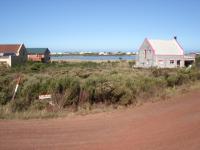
{"left": 0, "top": 44, "right": 27, "bottom": 67}
{"left": 136, "top": 38, "right": 195, "bottom": 68}
{"left": 27, "top": 48, "right": 50, "bottom": 63}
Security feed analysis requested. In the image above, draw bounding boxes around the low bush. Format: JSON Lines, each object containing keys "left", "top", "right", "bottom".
{"left": 167, "top": 74, "right": 179, "bottom": 87}
{"left": 195, "top": 56, "right": 200, "bottom": 68}
{"left": 0, "top": 76, "right": 13, "bottom": 105}
{"left": 11, "top": 98, "right": 30, "bottom": 112}
{"left": 30, "top": 100, "right": 49, "bottom": 111}
{"left": 1, "top": 61, "right": 200, "bottom": 118}
{"left": 30, "top": 63, "right": 45, "bottom": 71}
{"left": 177, "top": 72, "right": 190, "bottom": 85}
{"left": 189, "top": 70, "right": 200, "bottom": 81}
{"left": 151, "top": 68, "right": 169, "bottom": 78}
{"left": 0, "top": 92, "right": 7, "bottom": 105}
{"left": 128, "top": 60, "right": 135, "bottom": 68}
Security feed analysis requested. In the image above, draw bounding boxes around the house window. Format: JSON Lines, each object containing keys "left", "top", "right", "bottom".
{"left": 170, "top": 60, "right": 174, "bottom": 64}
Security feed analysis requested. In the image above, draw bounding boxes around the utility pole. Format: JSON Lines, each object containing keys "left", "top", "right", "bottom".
{"left": 11, "top": 76, "right": 21, "bottom": 101}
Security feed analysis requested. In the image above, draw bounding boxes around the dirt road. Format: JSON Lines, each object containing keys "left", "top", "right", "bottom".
{"left": 0, "top": 90, "right": 200, "bottom": 150}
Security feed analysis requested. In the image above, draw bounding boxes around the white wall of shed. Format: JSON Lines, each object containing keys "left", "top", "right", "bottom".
{"left": 136, "top": 39, "right": 156, "bottom": 68}
{"left": 0, "top": 56, "right": 12, "bottom": 66}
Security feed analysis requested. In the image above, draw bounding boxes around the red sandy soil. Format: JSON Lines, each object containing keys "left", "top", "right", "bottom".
{"left": 0, "top": 90, "right": 200, "bottom": 150}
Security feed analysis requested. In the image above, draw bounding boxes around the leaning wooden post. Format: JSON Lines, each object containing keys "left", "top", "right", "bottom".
{"left": 11, "top": 77, "right": 21, "bottom": 101}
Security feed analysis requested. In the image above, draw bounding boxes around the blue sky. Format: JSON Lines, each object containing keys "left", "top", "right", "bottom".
{"left": 0, "top": 0, "right": 200, "bottom": 52}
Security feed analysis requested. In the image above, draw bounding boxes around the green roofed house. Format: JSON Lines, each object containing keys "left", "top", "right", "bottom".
{"left": 27, "top": 48, "right": 50, "bottom": 63}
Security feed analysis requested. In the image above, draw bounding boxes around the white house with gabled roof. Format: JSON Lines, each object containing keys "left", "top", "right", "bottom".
{"left": 136, "top": 38, "right": 188, "bottom": 68}
{"left": 0, "top": 44, "right": 27, "bottom": 67}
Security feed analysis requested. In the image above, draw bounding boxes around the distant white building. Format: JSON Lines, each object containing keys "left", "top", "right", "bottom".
{"left": 136, "top": 38, "right": 195, "bottom": 68}
{"left": 126, "top": 52, "right": 132, "bottom": 55}
{"left": 79, "top": 52, "right": 85, "bottom": 55}
{"left": 99, "top": 52, "right": 108, "bottom": 55}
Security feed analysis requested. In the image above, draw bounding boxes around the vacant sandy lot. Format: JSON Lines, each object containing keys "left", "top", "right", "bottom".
{"left": 0, "top": 90, "right": 200, "bottom": 150}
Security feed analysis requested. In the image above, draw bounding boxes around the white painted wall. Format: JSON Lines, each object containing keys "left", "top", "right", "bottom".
{"left": 156, "top": 55, "right": 184, "bottom": 68}
{"left": 136, "top": 39, "right": 185, "bottom": 68}
{"left": 0, "top": 56, "right": 12, "bottom": 66}
{"left": 136, "top": 39, "right": 156, "bottom": 68}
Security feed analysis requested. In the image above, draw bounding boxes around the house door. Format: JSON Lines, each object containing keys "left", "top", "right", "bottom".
{"left": 177, "top": 60, "right": 180, "bottom": 67}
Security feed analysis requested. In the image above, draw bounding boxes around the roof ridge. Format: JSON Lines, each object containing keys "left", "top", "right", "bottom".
{"left": 148, "top": 39, "right": 174, "bottom": 41}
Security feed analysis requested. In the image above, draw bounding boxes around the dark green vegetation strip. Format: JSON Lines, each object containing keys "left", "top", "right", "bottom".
{"left": 0, "top": 58, "right": 200, "bottom": 119}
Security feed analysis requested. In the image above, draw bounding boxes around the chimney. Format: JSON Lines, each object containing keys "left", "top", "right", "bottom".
{"left": 174, "top": 36, "right": 177, "bottom": 41}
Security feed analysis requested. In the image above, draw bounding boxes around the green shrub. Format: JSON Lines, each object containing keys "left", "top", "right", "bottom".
{"left": 111, "top": 61, "right": 120, "bottom": 67}
{"left": 110, "top": 70, "right": 118, "bottom": 75}
{"left": 128, "top": 61, "right": 135, "bottom": 68}
{"left": 11, "top": 98, "right": 30, "bottom": 112}
{"left": 2, "top": 61, "right": 200, "bottom": 118}
{"left": 30, "top": 63, "right": 45, "bottom": 71}
{"left": 49, "top": 76, "right": 81, "bottom": 108}
{"left": 30, "top": 100, "right": 49, "bottom": 110}
{"left": 195, "top": 56, "right": 200, "bottom": 68}
{"left": 176, "top": 72, "right": 190, "bottom": 85}
{"left": 63, "top": 79, "right": 80, "bottom": 107}
{"left": 138, "top": 77, "right": 163, "bottom": 96}
{"left": 119, "top": 89, "right": 135, "bottom": 106}
{"left": 0, "top": 92, "right": 7, "bottom": 105}
{"left": 21, "top": 77, "right": 41, "bottom": 101}
{"left": 0, "top": 76, "right": 13, "bottom": 105}
{"left": 167, "top": 75, "right": 178, "bottom": 87}
{"left": 188, "top": 70, "right": 200, "bottom": 81}
{"left": 83, "top": 76, "right": 124, "bottom": 105}
{"left": 125, "top": 79, "right": 138, "bottom": 95}
{"left": 151, "top": 68, "right": 170, "bottom": 78}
